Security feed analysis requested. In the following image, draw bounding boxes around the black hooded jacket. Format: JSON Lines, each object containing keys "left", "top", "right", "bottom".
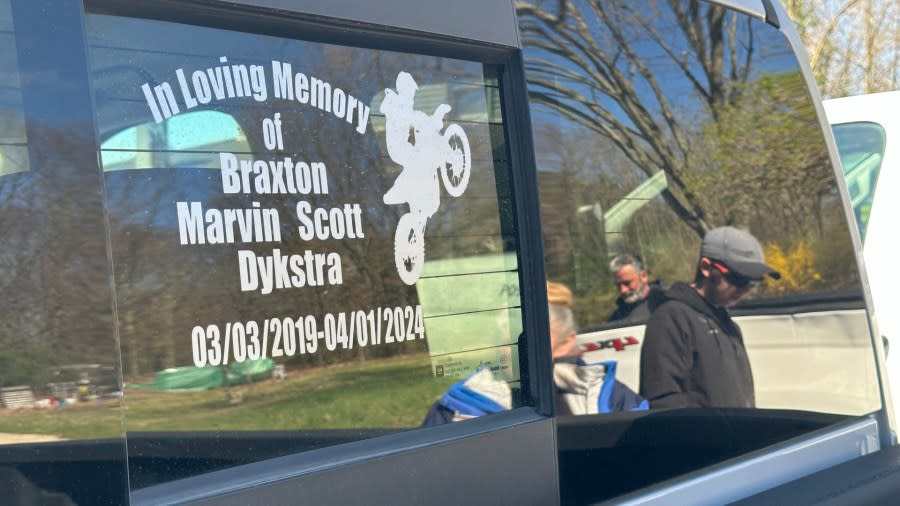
{"left": 639, "top": 282, "right": 755, "bottom": 409}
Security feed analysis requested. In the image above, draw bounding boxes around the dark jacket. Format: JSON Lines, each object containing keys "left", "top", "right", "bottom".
{"left": 639, "top": 282, "right": 754, "bottom": 409}
{"left": 608, "top": 280, "right": 664, "bottom": 323}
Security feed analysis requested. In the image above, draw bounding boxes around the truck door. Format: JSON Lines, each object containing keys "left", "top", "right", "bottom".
{"left": 0, "top": 1, "right": 559, "bottom": 504}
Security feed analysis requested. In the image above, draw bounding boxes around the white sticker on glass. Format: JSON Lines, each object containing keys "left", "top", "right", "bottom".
{"left": 136, "top": 60, "right": 477, "bottom": 364}
{"left": 380, "top": 72, "right": 472, "bottom": 285}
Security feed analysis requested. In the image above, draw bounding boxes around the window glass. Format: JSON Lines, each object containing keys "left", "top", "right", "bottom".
{"left": 832, "top": 122, "right": 886, "bottom": 241}
{"left": 520, "top": 1, "right": 881, "bottom": 502}
{"left": 520, "top": 0, "right": 877, "bottom": 414}
{"left": 0, "top": 0, "right": 123, "bottom": 443}
{"left": 101, "top": 110, "right": 249, "bottom": 171}
{"left": 86, "top": 12, "right": 521, "bottom": 487}
{"left": 0, "top": 1, "right": 127, "bottom": 504}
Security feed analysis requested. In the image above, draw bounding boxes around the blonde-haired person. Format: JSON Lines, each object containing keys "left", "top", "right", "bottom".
{"left": 547, "top": 281, "right": 577, "bottom": 360}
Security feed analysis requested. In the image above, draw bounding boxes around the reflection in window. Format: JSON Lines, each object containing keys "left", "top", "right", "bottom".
{"left": 832, "top": 122, "right": 886, "bottom": 241}
{"left": 87, "top": 12, "right": 521, "bottom": 487}
{"left": 0, "top": 0, "right": 123, "bottom": 460}
{"left": 101, "top": 110, "right": 249, "bottom": 170}
{"left": 521, "top": 0, "right": 876, "bottom": 414}
{"left": 521, "top": 0, "right": 880, "bottom": 502}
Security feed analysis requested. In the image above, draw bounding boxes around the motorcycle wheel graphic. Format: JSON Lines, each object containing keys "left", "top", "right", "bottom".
{"left": 394, "top": 213, "right": 426, "bottom": 285}
{"left": 440, "top": 123, "right": 472, "bottom": 198}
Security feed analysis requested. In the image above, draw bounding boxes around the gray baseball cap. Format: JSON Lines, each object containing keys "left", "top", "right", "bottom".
{"left": 700, "top": 226, "right": 781, "bottom": 280}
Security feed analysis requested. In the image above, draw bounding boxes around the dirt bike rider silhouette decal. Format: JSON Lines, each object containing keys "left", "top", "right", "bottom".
{"left": 381, "top": 71, "right": 472, "bottom": 285}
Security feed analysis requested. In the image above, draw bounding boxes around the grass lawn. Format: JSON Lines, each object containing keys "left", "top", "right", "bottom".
{"left": 0, "top": 353, "right": 457, "bottom": 441}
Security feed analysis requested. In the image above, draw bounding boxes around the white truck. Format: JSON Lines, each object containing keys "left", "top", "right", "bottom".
{"left": 825, "top": 90, "right": 900, "bottom": 424}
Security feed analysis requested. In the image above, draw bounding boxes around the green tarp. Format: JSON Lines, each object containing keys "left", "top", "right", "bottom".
{"left": 227, "top": 358, "right": 274, "bottom": 384}
{"left": 132, "top": 359, "right": 275, "bottom": 392}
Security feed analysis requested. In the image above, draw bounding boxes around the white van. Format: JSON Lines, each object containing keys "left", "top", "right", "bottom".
{"left": 824, "top": 90, "right": 900, "bottom": 422}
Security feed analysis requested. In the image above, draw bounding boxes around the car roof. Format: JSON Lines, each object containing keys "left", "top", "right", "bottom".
{"left": 823, "top": 90, "right": 900, "bottom": 128}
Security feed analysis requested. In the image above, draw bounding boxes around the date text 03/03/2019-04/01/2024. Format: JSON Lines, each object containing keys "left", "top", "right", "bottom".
{"left": 190, "top": 305, "right": 426, "bottom": 367}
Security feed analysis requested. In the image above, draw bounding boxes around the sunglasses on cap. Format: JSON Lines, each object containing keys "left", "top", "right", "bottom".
{"left": 710, "top": 260, "right": 759, "bottom": 289}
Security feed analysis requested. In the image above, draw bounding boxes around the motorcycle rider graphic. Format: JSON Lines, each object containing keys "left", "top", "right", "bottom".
{"left": 381, "top": 71, "right": 471, "bottom": 285}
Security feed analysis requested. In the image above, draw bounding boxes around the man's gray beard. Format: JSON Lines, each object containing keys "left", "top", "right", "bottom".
{"left": 623, "top": 280, "right": 646, "bottom": 304}
{"left": 623, "top": 291, "right": 642, "bottom": 304}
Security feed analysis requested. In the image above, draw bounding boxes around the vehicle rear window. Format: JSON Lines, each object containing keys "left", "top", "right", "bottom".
{"left": 86, "top": 10, "right": 523, "bottom": 487}
{"left": 519, "top": 1, "right": 881, "bottom": 502}
{"left": 520, "top": 0, "right": 878, "bottom": 415}
{"left": 832, "top": 121, "right": 887, "bottom": 241}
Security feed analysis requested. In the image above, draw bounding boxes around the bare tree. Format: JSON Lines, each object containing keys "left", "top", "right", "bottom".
{"left": 519, "top": 0, "right": 857, "bottom": 310}
{"left": 786, "top": 0, "right": 900, "bottom": 97}
{"left": 516, "top": 0, "right": 761, "bottom": 237}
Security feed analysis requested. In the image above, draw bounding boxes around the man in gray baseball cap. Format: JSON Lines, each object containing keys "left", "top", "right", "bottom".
{"left": 639, "top": 227, "right": 779, "bottom": 409}
{"left": 701, "top": 226, "right": 781, "bottom": 282}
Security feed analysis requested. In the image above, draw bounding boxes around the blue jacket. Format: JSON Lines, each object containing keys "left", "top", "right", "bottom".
{"left": 421, "top": 367, "right": 511, "bottom": 427}
{"left": 554, "top": 358, "right": 648, "bottom": 415}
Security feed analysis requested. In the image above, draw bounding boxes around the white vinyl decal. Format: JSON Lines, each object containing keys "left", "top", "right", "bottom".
{"left": 138, "top": 58, "right": 483, "bottom": 363}
{"left": 380, "top": 72, "right": 472, "bottom": 284}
